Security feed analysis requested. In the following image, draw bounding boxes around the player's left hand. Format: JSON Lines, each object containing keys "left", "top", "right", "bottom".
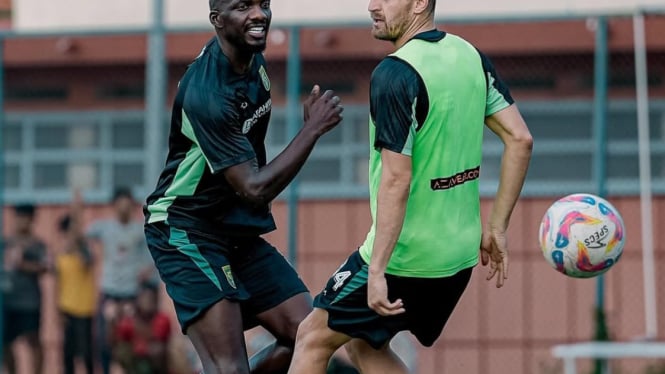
{"left": 303, "top": 85, "right": 321, "bottom": 123}
{"left": 367, "top": 271, "right": 405, "bottom": 316}
{"left": 480, "top": 227, "right": 509, "bottom": 288}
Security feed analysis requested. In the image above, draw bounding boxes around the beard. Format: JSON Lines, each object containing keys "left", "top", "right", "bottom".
{"left": 225, "top": 30, "right": 268, "bottom": 54}
{"left": 372, "top": 16, "right": 410, "bottom": 42}
{"left": 371, "top": 3, "right": 413, "bottom": 43}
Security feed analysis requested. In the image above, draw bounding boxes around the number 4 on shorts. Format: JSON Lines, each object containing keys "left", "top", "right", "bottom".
{"left": 332, "top": 270, "right": 351, "bottom": 292}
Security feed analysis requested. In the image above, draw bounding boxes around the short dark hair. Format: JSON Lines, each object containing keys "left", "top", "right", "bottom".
{"left": 209, "top": 0, "right": 222, "bottom": 10}
{"left": 58, "top": 214, "right": 72, "bottom": 233}
{"left": 112, "top": 186, "right": 134, "bottom": 203}
{"left": 139, "top": 281, "right": 159, "bottom": 300}
{"left": 141, "top": 281, "right": 159, "bottom": 292}
{"left": 426, "top": 0, "right": 436, "bottom": 16}
{"left": 14, "top": 203, "right": 35, "bottom": 218}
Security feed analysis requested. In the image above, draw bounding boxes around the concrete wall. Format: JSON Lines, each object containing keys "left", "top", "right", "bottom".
{"left": 3, "top": 196, "right": 665, "bottom": 373}
{"left": 13, "top": 0, "right": 665, "bottom": 31}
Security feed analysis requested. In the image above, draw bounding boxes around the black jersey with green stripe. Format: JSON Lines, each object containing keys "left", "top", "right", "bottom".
{"left": 145, "top": 37, "right": 275, "bottom": 236}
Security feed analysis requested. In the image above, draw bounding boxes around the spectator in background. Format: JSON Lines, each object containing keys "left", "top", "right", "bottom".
{"left": 114, "top": 282, "right": 171, "bottom": 374}
{"left": 86, "top": 187, "right": 156, "bottom": 374}
{"left": 55, "top": 190, "right": 96, "bottom": 374}
{"left": 2, "top": 203, "right": 48, "bottom": 374}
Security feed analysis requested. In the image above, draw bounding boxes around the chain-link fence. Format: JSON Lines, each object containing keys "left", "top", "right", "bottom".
{"left": 0, "top": 11, "right": 664, "bottom": 374}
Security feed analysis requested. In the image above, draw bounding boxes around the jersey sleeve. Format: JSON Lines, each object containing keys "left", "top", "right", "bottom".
{"left": 370, "top": 57, "right": 429, "bottom": 157}
{"left": 182, "top": 87, "right": 256, "bottom": 174}
{"left": 479, "top": 52, "right": 514, "bottom": 116}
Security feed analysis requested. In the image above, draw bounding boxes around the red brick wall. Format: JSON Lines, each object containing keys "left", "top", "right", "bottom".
{"left": 3, "top": 196, "right": 665, "bottom": 373}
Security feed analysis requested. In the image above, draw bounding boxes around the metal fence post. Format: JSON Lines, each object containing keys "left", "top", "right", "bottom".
{"left": 286, "top": 26, "right": 301, "bottom": 267}
{"left": 592, "top": 15, "right": 610, "bottom": 374}
{"left": 144, "top": 0, "right": 167, "bottom": 196}
{"left": 0, "top": 34, "right": 5, "bottom": 367}
{"left": 633, "top": 11, "right": 658, "bottom": 340}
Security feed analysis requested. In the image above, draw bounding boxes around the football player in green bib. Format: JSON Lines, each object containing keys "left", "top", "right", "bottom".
{"left": 289, "top": 0, "right": 533, "bottom": 372}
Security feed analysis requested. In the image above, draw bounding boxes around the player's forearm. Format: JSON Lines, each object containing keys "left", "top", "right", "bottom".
{"left": 490, "top": 138, "right": 532, "bottom": 231}
{"left": 369, "top": 174, "right": 410, "bottom": 275}
{"left": 241, "top": 126, "right": 320, "bottom": 205}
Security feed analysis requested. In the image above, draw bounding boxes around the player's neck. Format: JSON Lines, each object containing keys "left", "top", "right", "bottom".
{"left": 216, "top": 35, "right": 254, "bottom": 74}
{"left": 395, "top": 18, "right": 435, "bottom": 50}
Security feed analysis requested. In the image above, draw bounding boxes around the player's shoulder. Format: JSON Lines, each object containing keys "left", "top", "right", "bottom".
{"left": 190, "top": 37, "right": 218, "bottom": 66}
{"left": 185, "top": 38, "right": 228, "bottom": 89}
{"left": 440, "top": 32, "right": 489, "bottom": 63}
{"left": 372, "top": 56, "right": 417, "bottom": 82}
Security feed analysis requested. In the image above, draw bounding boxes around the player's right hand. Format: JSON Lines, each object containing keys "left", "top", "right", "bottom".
{"left": 303, "top": 85, "right": 344, "bottom": 136}
{"left": 367, "top": 271, "right": 405, "bottom": 316}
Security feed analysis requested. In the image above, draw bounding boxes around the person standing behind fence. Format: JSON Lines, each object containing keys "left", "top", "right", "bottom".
{"left": 86, "top": 187, "right": 156, "bottom": 374}
{"left": 2, "top": 203, "right": 48, "bottom": 374}
{"left": 55, "top": 189, "right": 96, "bottom": 374}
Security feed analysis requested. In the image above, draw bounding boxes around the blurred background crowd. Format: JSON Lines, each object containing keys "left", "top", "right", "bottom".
{"left": 2, "top": 188, "right": 369, "bottom": 374}
{"left": 2, "top": 187, "right": 188, "bottom": 374}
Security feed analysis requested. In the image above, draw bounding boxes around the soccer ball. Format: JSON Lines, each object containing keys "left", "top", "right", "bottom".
{"left": 539, "top": 193, "right": 625, "bottom": 278}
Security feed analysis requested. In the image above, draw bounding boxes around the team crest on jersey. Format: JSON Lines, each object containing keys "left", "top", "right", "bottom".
{"left": 222, "top": 265, "right": 236, "bottom": 289}
{"left": 259, "top": 65, "right": 270, "bottom": 91}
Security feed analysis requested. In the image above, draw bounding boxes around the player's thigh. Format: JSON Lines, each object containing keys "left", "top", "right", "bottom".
{"left": 231, "top": 238, "right": 310, "bottom": 335}
{"left": 399, "top": 267, "right": 473, "bottom": 347}
{"left": 187, "top": 299, "right": 250, "bottom": 373}
{"left": 145, "top": 222, "right": 250, "bottom": 333}
{"left": 345, "top": 339, "right": 409, "bottom": 374}
{"left": 313, "top": 250, "right": 409, "bottom": 350}
{"left": 255, "top": 292, "right": 312, "bottom": 344}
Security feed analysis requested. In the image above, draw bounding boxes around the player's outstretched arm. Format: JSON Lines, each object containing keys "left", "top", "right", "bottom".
{"left": 484, "top": 104, "right": 533, "bottom": 231}
{"left": 224, "top": 86, "right": 343, "bottom": 206}
{"left": 482, "top": 104, "right": 533, "bottom": 287}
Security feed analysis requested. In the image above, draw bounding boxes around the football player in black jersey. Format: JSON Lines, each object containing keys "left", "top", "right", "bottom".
{"left": 143, "top": 0, "right": 344, "bottom": 373}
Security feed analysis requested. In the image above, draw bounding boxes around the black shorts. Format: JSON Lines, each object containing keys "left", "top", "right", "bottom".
{"left": 3, "top": 308, "right": 40, "bottom": 344}
{"left": 314, "top": 251, "right": 472, "bottom": 349}
{"left": 145, "top": 222, "right": 309, "bottom": 333}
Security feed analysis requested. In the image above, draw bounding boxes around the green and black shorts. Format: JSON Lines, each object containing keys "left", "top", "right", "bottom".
{"left": 145, "top": 222, "right": 309, "bottom": 333}
{"left": 314, "top": 250, "right": 472, "bottom": 349}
